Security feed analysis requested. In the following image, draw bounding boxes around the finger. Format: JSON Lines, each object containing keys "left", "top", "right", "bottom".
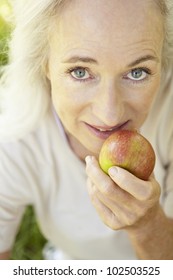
{"left": 86, "top": 178, "right": 123, "bottom": 230}
{"left": 97, "top": 193, "right": 139, "bottom": 227}
{"left": 85, "top": 155, "right": 130, "bottom": 200}
{"left": 87, "top": 178, "right": 141, "bottom": 229}
{"left": 108, "top": 166, "right": 160, "bottom": 201}
{"left": 93, "top": 182, "right": 144, "bottom": 227}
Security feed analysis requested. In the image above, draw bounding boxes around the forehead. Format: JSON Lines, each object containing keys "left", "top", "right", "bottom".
{"left": 49, "top": 0, "right": 164, "bottom": 57}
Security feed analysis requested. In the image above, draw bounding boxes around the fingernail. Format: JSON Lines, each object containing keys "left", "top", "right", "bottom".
{"left": 85, "top": 155, "right": 92, "bottom": 164}
{"left": 108, "top": 166, "right": 118, "bottom": 177}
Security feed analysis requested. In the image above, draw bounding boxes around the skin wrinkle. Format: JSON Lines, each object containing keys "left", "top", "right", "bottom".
{"left": 0, "top": 0, "right": 173, "bottom": 261}
{"left": 47, "top": 0, "right": 164, "bottom": 160}
{"left": 45, "top": 0, "right": 173, "bottom": 260}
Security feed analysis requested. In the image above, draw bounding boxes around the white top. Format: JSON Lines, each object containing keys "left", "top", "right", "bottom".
{"left": 0, "top": 71, "right": 173, "bottom": 259}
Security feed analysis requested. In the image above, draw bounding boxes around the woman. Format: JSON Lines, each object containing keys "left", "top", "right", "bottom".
{"left": 0, "top": 0, "right": 173, "bottom": 260}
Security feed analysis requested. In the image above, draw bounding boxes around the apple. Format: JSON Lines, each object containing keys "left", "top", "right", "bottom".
{"left": 99, "top": 130, "right": 155, "bottom": 180}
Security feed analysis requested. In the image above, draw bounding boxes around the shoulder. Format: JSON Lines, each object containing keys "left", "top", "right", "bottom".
{"left": 0, "top": 107, "right": 63, "bottom": 185}
{"left": 1, "top": 107, "right": 53, "bottom": 154}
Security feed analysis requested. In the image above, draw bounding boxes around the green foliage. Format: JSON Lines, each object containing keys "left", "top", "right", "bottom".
{"left": 0, "top": 15, "right": 11, "bottom": 65}
{"left": 11, "top": 206, "right": 47, "bottom": 260}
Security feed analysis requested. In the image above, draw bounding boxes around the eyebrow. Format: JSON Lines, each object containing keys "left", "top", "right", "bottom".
{"left": 127, "top": 55, "right": 159, "bottom": 67}
{"left": 62, "top": 54, "right": 159, "bottom": 66}
{"left": 62, "top": 56, "right": 98, "bottom": 64}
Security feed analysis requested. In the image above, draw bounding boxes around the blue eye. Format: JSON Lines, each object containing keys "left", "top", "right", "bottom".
{"left": 71, "top": 68, "right": 90, "bottom": 80}
{"left": 126, "top": 68, "right": 148, "bottom": 81}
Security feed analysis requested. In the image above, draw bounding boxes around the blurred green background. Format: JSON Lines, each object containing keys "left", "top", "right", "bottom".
{"left": 0, "top": 0, "right": 47, "bottom": 259}
{"left": 0, "top": 0, "right": 11, "bottom": 66}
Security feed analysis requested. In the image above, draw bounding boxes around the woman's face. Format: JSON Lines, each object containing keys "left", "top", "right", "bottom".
{"left": 47, "top": 0, "right": 164, "bottom": 158}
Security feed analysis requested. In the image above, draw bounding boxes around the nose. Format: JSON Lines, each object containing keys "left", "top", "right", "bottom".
{"left": 92, "top": 78, "right": 125, "bottom": 126}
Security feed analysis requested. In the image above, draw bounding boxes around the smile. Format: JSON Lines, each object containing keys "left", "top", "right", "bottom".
{"left": 85, "top": 121, "right": 130, "bottom": 139}
{"left": 97, "top": 127, "right": 116, "bottom": 132}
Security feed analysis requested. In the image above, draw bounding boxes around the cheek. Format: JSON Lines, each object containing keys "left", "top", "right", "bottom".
{"left": 126, "top": 79, "right": 161, "bottom": 128}
{"left": 134, "top": 77, "right": 160, "bottom": 112}
{"left": 51, "top": 76, "right": 91, "bottom": 112}
{"left": 50, "top": 83, "right": 85, "bottom": 127}
{"left": 145, "top": 82, "right": 161, "bottom": 111}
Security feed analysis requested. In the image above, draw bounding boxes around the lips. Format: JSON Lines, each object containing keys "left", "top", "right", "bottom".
{"left": 85, "top": 121, "right": 130, "bottom": 139}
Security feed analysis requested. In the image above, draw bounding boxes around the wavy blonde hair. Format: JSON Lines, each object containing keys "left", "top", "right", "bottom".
{"left": 0, "top": 0, "right": 173, "bottom": 141}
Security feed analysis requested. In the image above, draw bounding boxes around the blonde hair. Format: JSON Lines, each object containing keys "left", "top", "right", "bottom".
{"left": 0, "top": 0, "right": 173, "bottom": 141}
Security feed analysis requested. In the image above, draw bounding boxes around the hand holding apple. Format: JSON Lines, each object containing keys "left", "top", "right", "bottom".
{"left": 85, "top": 154, "right": 160, "bottom": 231}
{"left": 99, "top": 130, "right": 155, "bottom": 180}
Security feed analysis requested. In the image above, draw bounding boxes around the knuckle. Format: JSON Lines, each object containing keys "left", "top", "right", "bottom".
{"left": 137, "top": 183, "right": 154, "bottom": 201}
{"left": 86, "top": 178, "right": 95, "bottom": 195}
{"left": 101, "top": 181, "right": 116, "bottom": 197}
{"left": 139, "top": 181, "right": 160, "bottom": 201}
{"left": 107, "top": 213, "right": 123, "bottom": 230}
{"left": 126, "top": 213, "right": 138, "bottom": 226}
